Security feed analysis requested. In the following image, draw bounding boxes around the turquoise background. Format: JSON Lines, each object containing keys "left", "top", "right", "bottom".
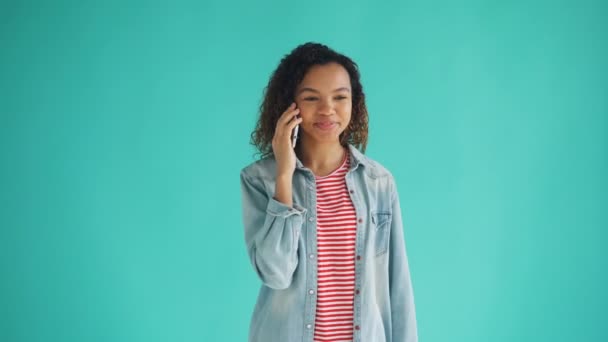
{"left": 1, "top": 1, "right": 606, "bottom": 341}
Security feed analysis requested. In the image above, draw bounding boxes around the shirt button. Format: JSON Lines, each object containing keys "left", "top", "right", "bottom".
{"left": 309, "top": 254, "right": 315, "bottom": 259}
{"left": 355, "top": 325, "right": 360, "bottom": 330}
{"left": 357, "top": 255, "right": 361, "bottom": 261}
{"left": 309, "top": 289, "right": 315, "bottom": 294}
{"left": 350, "top": 190, "right": 354, "bottom": 194}
{"left": 355, "top": 289, "right": 360, "bottom": 295}
{"left": 309, "top": 217, "right": 314, "bottom": 222}
{"left": 306, "top": 324, "right": 313, "bottom": 329}
{"left": 358, "top": 218, "right": 363, "bottom": 223}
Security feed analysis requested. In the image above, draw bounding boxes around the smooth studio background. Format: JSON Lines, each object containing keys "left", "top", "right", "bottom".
{"left": 1, "top": 1, "right": 606, "bottom": 341}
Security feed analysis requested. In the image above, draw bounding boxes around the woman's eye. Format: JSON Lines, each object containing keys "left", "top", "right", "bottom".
{"left": 303, "top": 96, "right": 347, "bottom": 101}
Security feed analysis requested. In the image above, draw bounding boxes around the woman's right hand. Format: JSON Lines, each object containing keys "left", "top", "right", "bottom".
{"left": 272, "top": 102, "right": 302, "bottom": 177}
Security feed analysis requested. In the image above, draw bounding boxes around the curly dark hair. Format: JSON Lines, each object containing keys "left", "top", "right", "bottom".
{"left": 250, "top": 42, "right": 369, "bottom": 159}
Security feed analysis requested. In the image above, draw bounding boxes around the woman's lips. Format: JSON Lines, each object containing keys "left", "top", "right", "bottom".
{"left": 314, "top": 122, "right": 337, "bottom": 131}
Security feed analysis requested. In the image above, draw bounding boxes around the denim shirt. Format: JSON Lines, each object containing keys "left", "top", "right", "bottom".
{"left": 240, "top": 144, "right": 418, "bottom": 342}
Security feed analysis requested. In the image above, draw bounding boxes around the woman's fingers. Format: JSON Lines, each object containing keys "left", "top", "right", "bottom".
{"left": 276, "top": 103, "right": 300, "bottom": 137}
{"left": 280, "top": 114, "right": 301, "bottom": 141}
{"left": 287, "top": 115, "right": 302, "bottom": 131}
{"left": 272, "top": 104, "right": 299, "bottom": 175}
{"left": 277, "top": 103, "right": 298, "bottom": 124}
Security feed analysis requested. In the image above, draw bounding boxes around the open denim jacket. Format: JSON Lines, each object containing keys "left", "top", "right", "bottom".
{"left": 240, "top": 144, "right": 418, "bottom": 342}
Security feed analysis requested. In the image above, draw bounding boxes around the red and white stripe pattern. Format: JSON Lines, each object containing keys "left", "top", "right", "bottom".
{"left": 313, "top": 150, "right": 356, "bottom": 342}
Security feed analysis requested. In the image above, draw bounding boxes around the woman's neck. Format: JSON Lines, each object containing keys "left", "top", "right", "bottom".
{"left": 297, "top": 141, "right": 347, "bottom": 177}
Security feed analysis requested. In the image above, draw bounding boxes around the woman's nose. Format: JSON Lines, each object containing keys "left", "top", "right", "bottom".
{"left": 318, "top": 99, "right": 334, "bottom": 114}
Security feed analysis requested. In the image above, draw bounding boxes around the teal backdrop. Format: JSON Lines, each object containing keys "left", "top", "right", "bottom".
{"left": 1, "top": 1, "right": 606, "bottom": 341}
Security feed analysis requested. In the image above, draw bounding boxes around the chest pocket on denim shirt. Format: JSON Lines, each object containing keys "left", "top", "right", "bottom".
{"left": 371, "top": 211, "right": 392, "bottom": 256}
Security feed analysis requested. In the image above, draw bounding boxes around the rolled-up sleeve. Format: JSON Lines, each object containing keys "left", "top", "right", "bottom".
{"left": 388, "top": 176, "right": 418, "bottom": 342}
{"left": 240, "top": 169, "right": 307, "bottom": 290}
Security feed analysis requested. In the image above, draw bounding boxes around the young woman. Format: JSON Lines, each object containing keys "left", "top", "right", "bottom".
{"left": 240, "top": 42, "right": 418, "bottom": 342}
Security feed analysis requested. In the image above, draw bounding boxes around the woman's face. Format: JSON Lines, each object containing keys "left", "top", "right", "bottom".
{"left": 294, "top": 62, "right": 352, "bottom": 145}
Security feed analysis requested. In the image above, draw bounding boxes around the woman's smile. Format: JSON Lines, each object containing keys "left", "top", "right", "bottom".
{"left": 313, "top": 121, "right": 338, "bottom": 131}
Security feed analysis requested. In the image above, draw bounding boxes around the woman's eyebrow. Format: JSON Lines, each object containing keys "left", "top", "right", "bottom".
{"left": 297, "top": 87, "right": 351, "bottom": 95}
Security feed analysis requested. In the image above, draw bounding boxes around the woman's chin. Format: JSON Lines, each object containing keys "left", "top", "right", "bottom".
{"left": 300, "top": 128, "right": 345, "bottom": 144}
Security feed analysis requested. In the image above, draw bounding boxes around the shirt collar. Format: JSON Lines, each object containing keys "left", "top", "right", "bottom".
{"left": 295, "top": 143, "right": 368, "bottom": 171}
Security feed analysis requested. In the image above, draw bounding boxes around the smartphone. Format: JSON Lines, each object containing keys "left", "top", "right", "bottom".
{"left": 291, "top": 117, "right": 299, "bottom": 148}
{"left": 291, "top": 103, "right": 299, "bottom": 148}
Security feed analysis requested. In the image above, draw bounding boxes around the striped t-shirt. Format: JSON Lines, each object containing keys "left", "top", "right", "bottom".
{"left": 313, "top": 150, "right": 357, "bottom": 342}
